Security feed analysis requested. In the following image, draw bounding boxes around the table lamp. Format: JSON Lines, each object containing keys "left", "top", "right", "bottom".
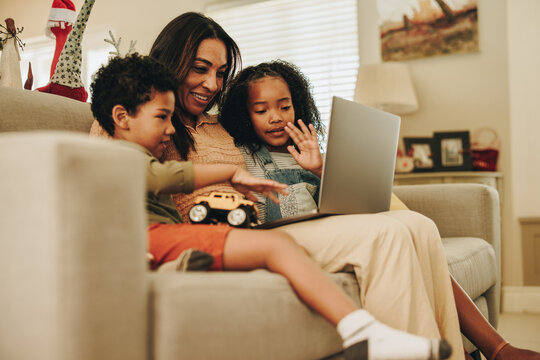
{"left": 354, "top": 62, "right": 418, "bottom": 115}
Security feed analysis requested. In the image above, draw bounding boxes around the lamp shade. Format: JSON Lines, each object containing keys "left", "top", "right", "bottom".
{"left": 354, "top": 62, "right": 418, "bottom": 115}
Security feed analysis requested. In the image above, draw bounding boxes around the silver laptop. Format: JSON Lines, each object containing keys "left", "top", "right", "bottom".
{"left": 254, "top": 96, "right": 401, "bottom": 229}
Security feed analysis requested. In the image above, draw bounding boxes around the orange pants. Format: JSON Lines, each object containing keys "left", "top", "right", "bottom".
{"left": 148, "top": 223, "right": 232, "bottom": 271}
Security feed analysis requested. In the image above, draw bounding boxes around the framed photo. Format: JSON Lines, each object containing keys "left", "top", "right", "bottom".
{"left": 403, "top": 137, "right": 436, "bottom": 172}
{"left": 433, "top": 131, "right": 472, "bottom": 171}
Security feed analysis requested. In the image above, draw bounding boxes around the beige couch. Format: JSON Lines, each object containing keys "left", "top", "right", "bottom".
{"left": 0, "top": 86, "right": 500, "bottom": 360}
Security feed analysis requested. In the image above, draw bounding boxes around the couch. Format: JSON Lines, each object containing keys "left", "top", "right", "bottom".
{"left": 0, "top": 86, "right": 500, "bottom": 360}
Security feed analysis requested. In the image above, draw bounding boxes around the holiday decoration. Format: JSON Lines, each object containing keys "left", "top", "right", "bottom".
{"left": 105, "top": 30, "right": 137, "bottom": 58}
{"left": 24, "top": 62, "right": 33, "bottom": 90}
{"left": 37, "top": 0, "right": 95, "bottom": 102}
{"left": 0, "top": 18, "right": 25, "bottom": 89}
{"left": 47, "top": 0, "right": 77, "bottom": 77}
{"left": 395, "top": 148, "right": 414, "bottom": 174}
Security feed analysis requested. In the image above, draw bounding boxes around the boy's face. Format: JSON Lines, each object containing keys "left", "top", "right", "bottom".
{"left": 247, "top": 76, "right": 295, "bottom": 152}
{"left": 125, "top": 90, "right": 176, "bottom": 158}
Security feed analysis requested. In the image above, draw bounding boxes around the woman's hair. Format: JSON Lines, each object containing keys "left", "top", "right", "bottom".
{"left": 219, "top": 60, "right": 324, "bottom": 153}
{"left": 150, "top": 12, "right": 241, "bottom": 159}
{"left": 90, "top": 53, "right": 178, "bottom": 136}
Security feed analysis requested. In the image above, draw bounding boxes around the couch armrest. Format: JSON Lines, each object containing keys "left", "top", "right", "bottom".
{"left": 393, "top": 184, "right": 500, "bottom": 250}
{"left": 0, "top": 132, "right": 147, "bottom": 360}
{"left": 0, "top": 87, "right": 94, "bottom": 133}
{"left": 393, "top": 183, "right": 501, "bottom": 327}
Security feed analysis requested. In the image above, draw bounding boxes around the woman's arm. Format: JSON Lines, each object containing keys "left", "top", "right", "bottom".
{"left": 285, "top": 120, "right": 323, "bottom": 178}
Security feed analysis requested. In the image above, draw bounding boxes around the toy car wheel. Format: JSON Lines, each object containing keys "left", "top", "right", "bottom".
{"left": 227, "top": 207, "right": 250, "bottom": 227}
{"left": 189, "top": 203, "right": 210, "bottom": 224}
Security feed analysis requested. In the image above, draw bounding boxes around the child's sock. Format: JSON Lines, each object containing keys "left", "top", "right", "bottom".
{"left": 337, "top": 309, "right": 452, "bottom": 360}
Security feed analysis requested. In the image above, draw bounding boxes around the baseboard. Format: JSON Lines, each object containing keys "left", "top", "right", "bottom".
{"left": 502, "top": 286, "right": 540, "bottom": 313}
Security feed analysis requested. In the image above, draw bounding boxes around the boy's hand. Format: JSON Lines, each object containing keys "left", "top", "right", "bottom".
{"left": 285, "top": 119, "right": 323, "bottom": 178}
{"left": 230, "top": 167, "right": 288, "bottom": 204}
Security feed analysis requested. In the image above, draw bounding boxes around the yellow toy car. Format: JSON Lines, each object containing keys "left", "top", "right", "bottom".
{"left": 188, "top": 191, "right": 260, "bottom": 228}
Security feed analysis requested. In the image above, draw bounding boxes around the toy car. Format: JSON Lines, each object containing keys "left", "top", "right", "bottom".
{"left": 188, "top": 191, "right": 260, "bottom": 228}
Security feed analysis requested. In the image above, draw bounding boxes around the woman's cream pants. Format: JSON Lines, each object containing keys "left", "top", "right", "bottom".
{"left": 279, "top": 210, "right": 464, "bottom": 360}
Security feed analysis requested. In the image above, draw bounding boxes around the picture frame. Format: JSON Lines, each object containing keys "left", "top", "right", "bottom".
{"left": 377, "top": 0, "right": 479, "bottom": 61}
{"left": 403, "top": 137, "right": 436, "bottom": 172}
{"left": 433, "top": 131, "right": 472, "bottom": 171}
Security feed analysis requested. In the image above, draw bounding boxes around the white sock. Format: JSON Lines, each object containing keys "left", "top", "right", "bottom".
{"left": 337, "top": 309, "right": 439, "bottom": 360}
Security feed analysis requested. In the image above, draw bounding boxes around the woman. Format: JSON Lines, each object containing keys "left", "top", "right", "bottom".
{"left": 148, "top": 11, "right": 463, "bottom": 358}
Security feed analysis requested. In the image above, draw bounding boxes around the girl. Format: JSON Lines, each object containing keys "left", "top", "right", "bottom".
{"left": 219, "top": 60, "right": 325, "bottom": 223}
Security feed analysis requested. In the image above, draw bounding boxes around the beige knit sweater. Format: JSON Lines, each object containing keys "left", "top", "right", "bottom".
{"left": 162, "top": 113, "right": 246, "bottom": 221}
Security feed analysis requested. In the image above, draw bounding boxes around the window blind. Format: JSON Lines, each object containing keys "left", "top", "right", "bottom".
{"left": 206, "top": 0, "right": 359, "bottom": 130}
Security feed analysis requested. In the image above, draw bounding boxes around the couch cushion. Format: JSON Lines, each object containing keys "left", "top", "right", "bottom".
{"left": 442, "top": 237, "right": 497, "bottom": 300}
{"left": 0, "top": 86, "right": 94, "bottom": 133}
{"left": 149, "top": 271, "right": 359, "bottom": 360}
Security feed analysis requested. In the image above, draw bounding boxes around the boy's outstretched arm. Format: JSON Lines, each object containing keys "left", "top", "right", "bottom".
{"left": 192, "top": 164, "right": 288, "bottom": 203}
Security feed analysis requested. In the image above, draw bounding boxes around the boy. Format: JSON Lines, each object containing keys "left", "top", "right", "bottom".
{"left": 90, "top": 53, "right": 289, "bottom": 270}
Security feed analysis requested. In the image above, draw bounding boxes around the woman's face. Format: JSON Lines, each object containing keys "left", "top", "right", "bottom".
{"left": 178, "top": 38, "right": 228, "bottom": 117}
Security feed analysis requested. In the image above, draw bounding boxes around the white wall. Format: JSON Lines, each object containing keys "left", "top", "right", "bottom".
{"left": 2, "top": 0, "right": 539, "bottom": 288}
{"left": 357, "top": 0, "right": 534, "bottom": 288}
{"left": 507, "top": 0, "right": 540, "bottom": 286}
{"left": 508, "top": 3, "right": 540, "bottom": 224}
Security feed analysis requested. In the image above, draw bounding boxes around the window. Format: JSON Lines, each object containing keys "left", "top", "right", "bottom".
{"left": 17, "top": 26, "right": 112, "bottom": 102}
{"left": 206, "top": 0, "right": 359, "bottom": 130}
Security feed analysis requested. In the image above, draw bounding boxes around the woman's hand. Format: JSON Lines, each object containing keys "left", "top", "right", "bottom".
{"left": 230, "top": 167, "right": 288, "bottom": 204}
{"left": 285, "top": 119, "right": 323, "bottom": 177}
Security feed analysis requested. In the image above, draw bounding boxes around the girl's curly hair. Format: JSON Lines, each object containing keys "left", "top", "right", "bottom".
{"left": 219, "top": 60, "right": 325, "bottom": 153}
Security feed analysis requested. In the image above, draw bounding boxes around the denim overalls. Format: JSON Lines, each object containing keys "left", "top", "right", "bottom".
{"left": 253, "top": 146, "right": 320, "bottom": 222}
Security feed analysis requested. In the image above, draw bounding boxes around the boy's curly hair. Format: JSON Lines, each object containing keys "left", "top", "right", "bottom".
{"left": 90, "top": 53, "right": 179, "bottom": 136}
{"left": 219, "top": 60, "right": 325, "bottom": 153}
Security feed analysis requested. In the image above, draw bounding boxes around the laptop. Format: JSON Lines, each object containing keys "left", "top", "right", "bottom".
{"left": 254, "top": 96, "right": 401, "bottom": 229}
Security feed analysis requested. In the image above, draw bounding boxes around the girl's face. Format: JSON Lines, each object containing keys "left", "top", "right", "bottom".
{"left": 247, "top": 76, "right": 295, "bottom": 152}
{"left": 177, "top": 38, "right": 228, "bottom": 117}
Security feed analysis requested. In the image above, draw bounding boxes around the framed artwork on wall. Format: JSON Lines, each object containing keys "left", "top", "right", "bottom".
{"left": 377, "top": 0, "right": 479, "bottom": 61}
{"left": 403, "top": 137, "right": 436, "bottom": 172}
{"left": 433, "top": 131, "right": 472, "bottom": 171}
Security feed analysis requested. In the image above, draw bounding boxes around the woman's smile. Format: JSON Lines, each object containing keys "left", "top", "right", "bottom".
{"left": 191, "top": 92, "right": 210, "bottom": 102}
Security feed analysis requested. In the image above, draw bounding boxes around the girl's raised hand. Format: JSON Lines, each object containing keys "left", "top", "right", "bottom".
{"left": 285, "top": 119, "right": 323, "bottom": 178}
{"left": 230, "top": 167, "right": 288, "bottom": 204}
